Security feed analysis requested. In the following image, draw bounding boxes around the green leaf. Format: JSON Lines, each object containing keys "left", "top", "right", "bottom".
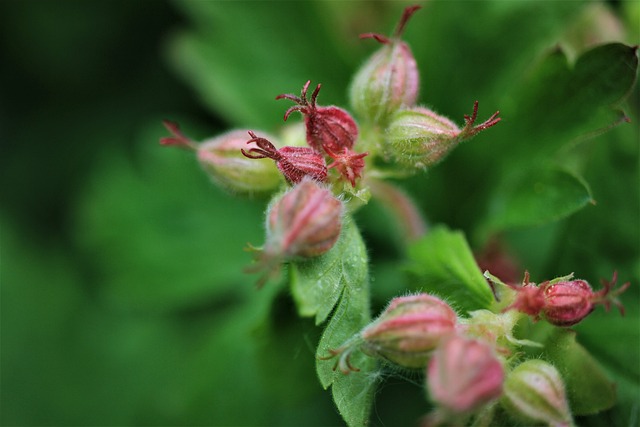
{"left": 166, "top": 1, "right": 353, "bottom": 129}
{"left": 485, "top": 167, "right": 594, "bottom": 231}
{"left": 290, "top": 216, "right": 368, "bottom": 325}
{"left": 315, "top": 287, "right": 377, "bottom": 427}
{"left": 291, "top": 218, "right": 376, "bottom": 427}
{"left": 501, "top": 43, "right": 638, "bottom": 154}
{"left": 542, "top": 329, "right": 617, "bottom": 415}
{"left": 406, "top": 226, "right": 495, "bottom": 313}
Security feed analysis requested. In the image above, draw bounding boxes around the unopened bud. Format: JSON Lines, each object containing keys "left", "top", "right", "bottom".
{"left": 248, "top": 178, "right": 343, "bottom": 287}
{"left": 427, "top": 335, "right": 504, "bottom": 414}
{"left": 542, "top": 271, "right": 630, "bottom": 327}
{"left": 160, "top": 121, "right": 282, "bottom": 194}
{"left": 384, "top": 102, "right": 500, "bottom": 171}
{"left": 360, "top": 293, "right": 457, "bottom": 368}
{"left": 277, "top": 81, "right": 358, "bottom": 154}
{"left": 501, "top": 360, "right": 573, "bottom": 427}
{"left": 267, "top": 178, "right": 343, "bottom": 258}
{"left": 350, "top": 5, "right": 421, "bottom": 124}
{"left": 500, "top": 271, "right": 630, "bottom": 327}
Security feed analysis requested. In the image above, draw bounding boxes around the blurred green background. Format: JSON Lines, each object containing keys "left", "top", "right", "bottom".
{"left": 1, "top": 1, "right": 638, "bottom": 426}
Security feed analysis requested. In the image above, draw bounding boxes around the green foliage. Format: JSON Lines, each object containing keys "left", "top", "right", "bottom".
{"left": 406, "top": 227, "right": 495, "bottom": 314}
{"left": 2, "top": 1, "right": 638, "bottom": 426}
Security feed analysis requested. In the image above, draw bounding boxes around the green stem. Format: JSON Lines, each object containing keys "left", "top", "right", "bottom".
{"left": 368, "top": 179, "right": 428, "bottom": 242}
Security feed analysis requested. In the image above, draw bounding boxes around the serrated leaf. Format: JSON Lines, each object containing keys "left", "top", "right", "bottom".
{"left": 315, "top": 285, "right": 376, "bottom": 427}
{"left": 290, "top": 218, "right": 375, "bottom": 427}
{"left": 485, "top": 167, "right": 594, "bottom": 231}
{"left": 290, "top": 217, "right": 368, "bottom": 325}
{"left": 406, "top": 226, "right": 494, "bottom": 313}
{"left": 542, "top": 329, "right": 617, "bottom": 415}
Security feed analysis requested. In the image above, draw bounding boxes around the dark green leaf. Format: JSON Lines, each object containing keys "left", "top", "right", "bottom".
{"left": 406, "top": 226, "right": 495, "bottom": 313}
{"left": 485, "top": 167, "right": 594, "bottom": 232}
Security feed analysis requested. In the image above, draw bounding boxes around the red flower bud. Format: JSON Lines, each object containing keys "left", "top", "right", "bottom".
{"left": 241, "top": 131, "right": 327, "bottom": 184}
{"left": 277, "top": 80, "right": 359, "bottom": 154}
{"left": 360, "top": 293, "right": 458, "bottom": 368}
{"left": 501, "top": 271, "right": 630, "bottom": 327}
{"left": 427, "top": 335, "right": 505, "bottom": 414}
{"left": 542, "top": 271, "right": 630, "bottom": 326}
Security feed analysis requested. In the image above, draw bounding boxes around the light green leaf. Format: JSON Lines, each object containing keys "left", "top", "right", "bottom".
{"left": 485, "top": 167, "right": 594, "bottom": 231}
{"left": 290, "top": 217, "right": 368, "bottom": 325}
{"left": 289, "top": 218, "right": 376, "bottom": 427}
{"left": 406, "top": 226, "right": 495, "bottom": 313}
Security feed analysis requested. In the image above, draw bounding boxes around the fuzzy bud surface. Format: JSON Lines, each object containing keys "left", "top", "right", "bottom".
{"left": 160, "top": 121, "right": 282, "bottom": 194}
{"left": 385, "top": 102, "right": 500, "bottom": 171}
{"left": 360, "top": 293, "right": 457, "bottom": 368}
{"left": 501, "top": 359, "right": 573, "bottom": 427}
{"left": 350, "top": 6, "right": 421, "bottom": 124}
{"left": 277, "top": 81, "right": 358, "bottom": 154}
{"left": 266, "top": 178, "right": 343, "bottom": 259}
{"left": 427, "top": 335, "right": 505, "bottom": 414}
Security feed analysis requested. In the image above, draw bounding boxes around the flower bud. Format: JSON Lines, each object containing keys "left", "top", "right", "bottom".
{"left": 160, "top": 121, "right": 282, "bottom": 194}
{"left": 266, "top": 178, "right": 343, "bottom": 259}
{"left": 501, "top": 360, "right": 573, "bottom": 427}
{"left": 384, "top": 102, "right": 500, "bottom": 171}
{"left": 248, "top": 178, "right": 343, "bottom": 287}
{"left": 427, "top": 335, "right": 505, "bottom": 414}
{"left": 542, "top": 271, "right": 630, "bottom": 326}
{"left": 350, "top": 6, "right": 421, "bottom": 124}
{"left": 277, "top": 81, "right": 358, "bottom": 154}
{"left": 360, "top": 294, "right": 457, "bottom": 368}
{"left": 501, "top": 271, "right": 630, "bottom": 327}
{"left": 241, "top": 131, "right": 327, "bottom": 184}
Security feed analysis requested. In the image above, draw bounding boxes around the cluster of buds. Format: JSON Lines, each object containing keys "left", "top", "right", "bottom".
{"left": 242, "top": 80, "right": 368, "bottom": 188}
{"left": 323, "top": 293, "right": 510, "bottom": 424}
{"left": 487, "top": 270, "right": 630, "bottom": 327}
{"left": 349, "top": 5, "right": 501, "bottom": 173}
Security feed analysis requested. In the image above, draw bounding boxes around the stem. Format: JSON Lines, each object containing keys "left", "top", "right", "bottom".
{"left": 368, "top": 179, "right": 427, "bottom": 242}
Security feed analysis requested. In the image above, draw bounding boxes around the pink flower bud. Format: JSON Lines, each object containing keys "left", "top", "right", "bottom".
{"left": 427, "top": 336, "right": 505, "bottom": 414}
{"left": 350, "top": 5, "right": 421, "bottom": 124}
{"left": 241, "top": 131, "right": 327, "bottom": 184}
{"left": 360, "top": 294, "right": 458, "bottom": 368}
{"left": 160, "top": 121, "right": 282, "bottom": 194}
{"left": 384, "top": 102, "right": 500, "bottom": 171}
{"left": 266, "top": 178, "right": 343, "bottom": 258}
{"left": 501, "top": 360, "right": 573, "bottom": 427}
{"left": 276, "top": 81, "right": 358, "bottom": 154}
{"left": 247, "top": 179, "right": 344, "bottom": 287}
